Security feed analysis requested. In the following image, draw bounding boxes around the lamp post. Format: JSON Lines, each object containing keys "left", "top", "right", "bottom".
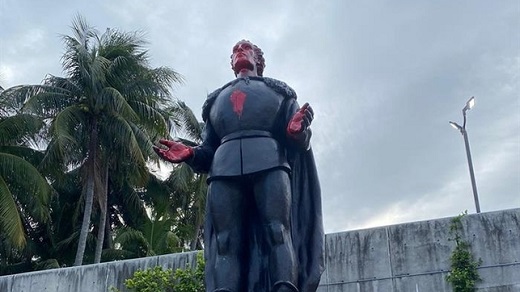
{"left": 449, "top": 96, "right": 481, "bottom": 213}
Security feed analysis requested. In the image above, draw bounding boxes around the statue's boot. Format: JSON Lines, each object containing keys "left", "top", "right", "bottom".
{"left": 271, "top": 281, "right": 299, "bottom": 292}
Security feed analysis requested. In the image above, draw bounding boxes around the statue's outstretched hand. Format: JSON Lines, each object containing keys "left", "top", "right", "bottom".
{"left": 153, "top": 139, "right": 194, "bottom": 163}
{"left": 287, "top": 103, "right": 314, "bottom": 139}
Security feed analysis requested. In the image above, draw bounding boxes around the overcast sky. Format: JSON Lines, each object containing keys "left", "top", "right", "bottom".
{"left": 1, "top": 0, "right": 519, "bottom": 233}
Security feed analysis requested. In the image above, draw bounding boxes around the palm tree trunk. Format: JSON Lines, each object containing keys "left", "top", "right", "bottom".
{"left": 94, "top": 164, "right": 109, "bottom": 263}
{"left": 191, "top": 175, "right": 206, "bottom": 251}
{"left": 190, "top": 205, "right": 203, "bottom": 251}
{"left": 190, "top": 224, "right": 201, "bottom": 251}
{"left": 104, "top": 210, "right": 113, "bottom": 249}
{"left": 74, "top": 167, "right": 95, "bottom": 265}
{"left": 74, "top": 121, "right": 98, "bottom": 266}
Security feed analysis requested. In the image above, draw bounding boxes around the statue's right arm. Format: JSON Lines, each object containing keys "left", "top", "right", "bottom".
{"left": 185, "top": 122, "right": 219, "bottom": 173}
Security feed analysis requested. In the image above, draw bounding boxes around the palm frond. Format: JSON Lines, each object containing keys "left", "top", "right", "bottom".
{"left": 40, "top": 105, "right": 85, "bottom": 171}
{"left": 69, "top": 14, "right": 98, "bottom": 50}
{"left": 43, "top": 75, "right": 82, "bottom": 93}
{"left": 102, "top": 114, "right": 146, "bottom": 169}
{"left": 61, "top": 17, "right": 99, "bottom": 88}
{"left": 166, "top": 163, "right": 194, "bottom": 193}
{"left": 22, "top": 87, "right": 75, "bottom": 118}
{"left": 0, "top": 114, "right": 44, "bottom": 145}
{"left": 151, "top": 66, "right": 184, "bottom": 92}
{"left": 33, "top": 259, "right": 60, "bottom": 271}
{"left": 166, "top": 100, "right": 202, "bottom": 142}
{"left": 114, "top": 226, "right": 148, "bottom": 248}
{"left": 100, "top": 29, "right": 147, "bottom": 61}
{"left": 99, "top": 87, "right": 139, "bottom": 121}
{"left": 0, "top": 153, "right": 53, "bottom": 222}
{"left": 54, "top": 229, "right": 80, "bottom": 251}
{"left": 128, "top": 100, "right": 168, "bottom": 138}
{"left": 101, "top": 248, "right": 135, "bottom": 261}
{"left": 0, "top": 176, "right": 25, "bottom": 248}
{"left": 0, "top": 146, "right": 45, "bottom": 167}
{"left": 0, "top": 85, "right": 51, "bottom": 113}
{"left": 120, "top": 186, "right": 148, "bottom": 221}
{"left": 141, "top": 175, "right": 173, "bottom": 217}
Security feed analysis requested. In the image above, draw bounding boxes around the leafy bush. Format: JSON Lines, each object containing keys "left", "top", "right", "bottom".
{"left": 446, "top": 212, "right": 482, "bottom": 292}
{"left": 125, "top": 266, "right": 174, "bottom": 292}
{"left": 110, "top": 252, "right": 205, "bottom": 292}
{"left": 172, "top": 253, "right": 205, "bottom": 292}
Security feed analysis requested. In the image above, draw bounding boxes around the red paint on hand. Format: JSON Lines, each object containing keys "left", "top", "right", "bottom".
{"left": 153, "top": 139, "right": 193, "bottom": 163}
{"left": 287, "top": 103, "right": 310, "bottom": 135}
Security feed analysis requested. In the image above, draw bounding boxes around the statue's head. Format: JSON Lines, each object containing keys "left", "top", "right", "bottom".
{"left": 230, "top": 40, "right": 265, "bottom": 77}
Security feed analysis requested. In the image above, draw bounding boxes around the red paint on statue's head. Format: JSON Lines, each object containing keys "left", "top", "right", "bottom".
{"left": 230, "top": 40, "right": 265, "bottom": 77}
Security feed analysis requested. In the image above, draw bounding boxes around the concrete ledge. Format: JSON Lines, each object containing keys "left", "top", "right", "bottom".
{"left": 0, "top": 252, "right": 199, "bottom": 292}
{"left": 319, "top": 208, "right": 520, "bottom": 291}
{"left": 1, "top": 208, "right": 518, "bottom": 292}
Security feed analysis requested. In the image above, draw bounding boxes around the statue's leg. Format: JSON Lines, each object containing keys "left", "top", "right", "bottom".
{"left": 253, "top": 169, "right": 298, "bottom": 291}
{"left": 207, "top": 179, "right": 245, "bottom": 292}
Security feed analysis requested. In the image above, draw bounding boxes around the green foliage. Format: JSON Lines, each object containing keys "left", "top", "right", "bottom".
{"left": 0, "top": 14, "right": 204, "bottom": 275}
{"left": 110, "top": 252, "right": 205, "bottom": 292}
{"left": 125, "top": 266, "right": 175, "bottom": 292}
{"left": 0, "top": 112, "right": 52, "bottom": 250}
{"left": 172, "top": 252, "right": 205, "bottom": 292}
{"left": 446, "top": 212, "right": 482, "bottom": 292}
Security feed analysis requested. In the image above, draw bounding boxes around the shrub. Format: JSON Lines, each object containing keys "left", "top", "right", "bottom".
{"left": 125, "top": 266, "right": 174, "bottom": 292}
{"left": 173, "top": 252, "right": 205, "bottom": 292}
{"left": 110, "top": 252, "right": 205, "bottom": 292}
{"left": 446, "top": 212, "right": 482, "bottom": 292}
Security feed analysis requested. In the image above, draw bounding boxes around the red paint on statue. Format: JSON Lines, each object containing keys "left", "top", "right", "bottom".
{"left": 287, "top": 103, "right": 309, "bottom": 135}
{"left": 230, "top": 89, "right": 247, "bottom": 118}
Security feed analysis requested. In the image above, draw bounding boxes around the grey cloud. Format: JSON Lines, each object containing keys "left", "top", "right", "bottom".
{"left": 1, "top": 0, "right": 518, "bottom": 233}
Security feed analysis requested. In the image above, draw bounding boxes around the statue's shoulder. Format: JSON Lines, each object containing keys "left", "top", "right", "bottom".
{"left": 201, "top": 80, "right": 234, "bottom": 122}
{"left": 262, "top": 77, "right": 297, "bottom": 100}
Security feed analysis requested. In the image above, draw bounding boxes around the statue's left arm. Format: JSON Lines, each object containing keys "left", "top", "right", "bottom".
{"left": 185, "top": 121, "right": 220, "bottom": 173}
{"left": 286, "top": 100, "right": 314, "bottom": 150}
{"left": 153, "top": 120, "right": 219, "bottom": 173}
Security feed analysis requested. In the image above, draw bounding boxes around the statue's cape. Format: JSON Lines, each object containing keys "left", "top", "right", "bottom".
{"left": 203, "top": 77, "right": 324, "bottom": 291}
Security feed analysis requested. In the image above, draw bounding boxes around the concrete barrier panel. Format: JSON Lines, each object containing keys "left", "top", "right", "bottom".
{"left": 393, "top": 273, "right": 451, "bottom": 292}
{"left": 0, "top": 208, "right": 518, "bottom": 291}
{"left": 325, "top": 227, "right": 392, "bottom": 284}
{"left": 106, "top": 256, "right": 159, "bottom": 291}
{"left": 477, "top": 265, "right": 520, "bottom": 290}
{"left": 157, "top": 251, "right": 199, "bottom": 270}
{"left": 0, "top": 275, "right": 11, "bottom": 292}
{"left": 388, "top": 217, "right": 453, "bottom": 276}
{"left": 463, "top": 210, "right": 520, "bottom": 266}
{"left": 325, "top": 279, "right": 394, "bottom": 292}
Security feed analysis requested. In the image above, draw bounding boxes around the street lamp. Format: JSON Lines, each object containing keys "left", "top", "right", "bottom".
{"left": 449, "top": 96, "right": 481, "bottom": 213}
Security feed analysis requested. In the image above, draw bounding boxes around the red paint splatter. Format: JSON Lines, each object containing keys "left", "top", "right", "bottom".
{"left": 230, "top": 90, "right": 247, "bottom": 118}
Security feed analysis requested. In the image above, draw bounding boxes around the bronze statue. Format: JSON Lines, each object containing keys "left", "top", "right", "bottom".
{"left": 155, "top": 40, "right": 323, "bottom": 292}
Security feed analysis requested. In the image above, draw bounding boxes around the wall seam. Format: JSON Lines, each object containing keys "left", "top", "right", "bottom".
{"left": 385, "top": 226, "right": 395, "bottom": 292}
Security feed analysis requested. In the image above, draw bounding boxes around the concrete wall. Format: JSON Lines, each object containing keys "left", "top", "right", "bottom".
{"left": 1, "top": 208, "right": 518, "bottom": 292}
{"left": 0, "top": 251, "right": 200, "bottom": 292}
{"left": 319, "top": 208, "right": 520, "bottom": 292}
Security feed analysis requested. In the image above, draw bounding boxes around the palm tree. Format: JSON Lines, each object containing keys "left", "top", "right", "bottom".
{"left": 104, "top": 166, "right": 206, "bottom": 260}
{"left": 2, "top": 15, "right": 182, "bottom": 265}
{"left": 165, "top": 164, "right": 207, "bottom": 251}
{"left": 105, "top": 214, "right": 181, "bottom": 260}
{"left": 0, "top": 96, "right": 53, "bottom": 271}
{"left": 103, "top": 100, "right": 207, "bottom": 256}
{"left": 153, "top": 100, "right": 207, "bottom": 250}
